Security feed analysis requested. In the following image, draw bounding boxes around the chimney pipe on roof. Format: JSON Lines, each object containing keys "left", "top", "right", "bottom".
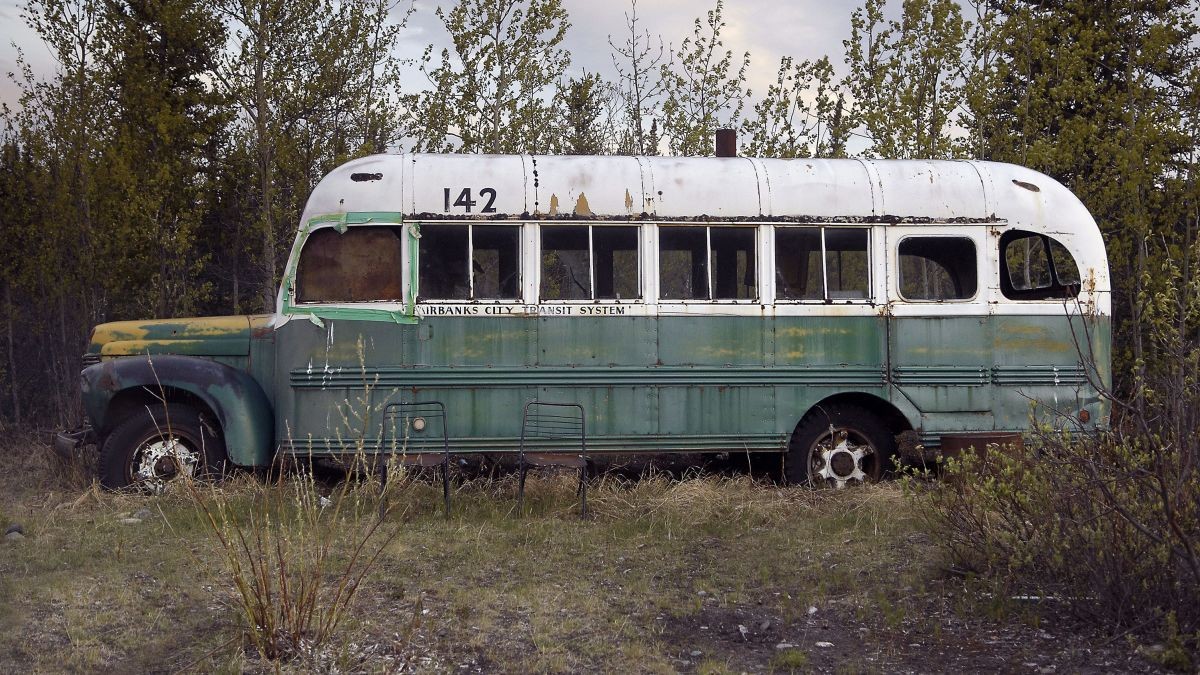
{"left": 715, "top": 129, "right": 736, "bottom": 157}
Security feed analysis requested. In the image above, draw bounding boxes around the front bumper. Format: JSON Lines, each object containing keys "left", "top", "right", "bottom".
{"left": 51, "top": 426, "right": 96, "bottom": 461}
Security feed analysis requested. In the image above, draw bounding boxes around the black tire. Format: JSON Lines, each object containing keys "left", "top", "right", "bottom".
{"left": 99, "top": 402, "right": 228, "bottom": 491}
{"left": 785, "top": 404, "right": 894, "bottom": 488}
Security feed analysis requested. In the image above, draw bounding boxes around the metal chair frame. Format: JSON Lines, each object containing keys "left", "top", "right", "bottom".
{"left": 381, "top": 400, "right": 452, "bottom": 516}
{"left": 518, "top": 400, "right": 588, "bottom": 517}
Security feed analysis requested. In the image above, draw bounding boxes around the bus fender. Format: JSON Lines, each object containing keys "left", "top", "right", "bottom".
{"left": 81, "top": 355, "right": 274, "bottom": 467}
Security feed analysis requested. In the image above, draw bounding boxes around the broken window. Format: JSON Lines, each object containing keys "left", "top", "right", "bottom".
{"left": 710, "top": 228, "right": 756, "bottom": 299}
{"left": 295, "top": 226, "right": 405, "bottom": 303}
{"left": 594, "top": 227, "right": 639, "bottom": 299}
{"left": 419, "top": 223, "right": 520, "bottom": 301}
{"left": 541, "top": 226, "right": 591, "bottom": 300}
{"left": 541, "top": 225, "right": 640, "bottom": 301}
{"left": 898, "top": 237, "right": 977, "bottom": 301}
{"left": 775, "top": 227, "right": 869, "bottom": 301}
{"left": 659, "top": 227, "right": 708, "bottom": 300}
{"left": 659, "top": 226, "right": 757, "bottom": 301}
{"left": 1048, "top": 238, "right": 1080, "bottom": 286}
{"left": 473, "top": 226, "right": 521, "bottom": 299}
{"left": 999, "top": 230, "right": 1080, "bottom": 300}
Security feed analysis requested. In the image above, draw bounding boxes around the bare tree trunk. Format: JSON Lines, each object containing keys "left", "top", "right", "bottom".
{"left": 232, "top": 218, "right": 241, "bottom": 314}
{"left": 254, "top": 2, "right": 276, "bottom": 313}
{"left": 4, "top": 281, "right": 19, "bottom": 428}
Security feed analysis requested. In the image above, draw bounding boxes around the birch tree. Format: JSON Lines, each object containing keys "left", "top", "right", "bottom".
{"left": 659, "top": 0, "right": 750, "bottom": 156}
{"left": 741, "top": 56, "right": 845, "bottom": 158}
{"left": 405, "top": 0, "right": 570, "bottom": 154}
{"left": 608, "top": 0, "right": 664, "bottom": 155}
{"left": 843, "top": 0, "right": 967, "bottom": 159}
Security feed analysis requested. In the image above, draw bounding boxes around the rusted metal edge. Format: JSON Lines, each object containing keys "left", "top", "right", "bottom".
{"left": 407, "top": 212, "right": 1003, "bottom": 224}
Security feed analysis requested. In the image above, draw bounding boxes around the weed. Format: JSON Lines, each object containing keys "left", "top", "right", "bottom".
{"left": 770, "top": 647, "right": 809, "bottom": 672}
{"left": 180, "top": 461, "right": 400, "bottom": 663}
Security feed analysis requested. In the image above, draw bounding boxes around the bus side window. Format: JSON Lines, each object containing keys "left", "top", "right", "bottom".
{"left": 660, "top": 226, "right": 756, "bottom": 301}
{"left": 472, "top": 226, "right": 521, "bottom": 299}
{"left": 710, "top": 228, "right": 756, "bottom": 299}
{"left": 542, "top": 226, "right": 592, "bottom": 300}
{"left": 824, "top": 228, "right": 869, "bottom": 299}
{"left": 541, "top": 225, "right": 640, "bottom": 301}
{"left": 419, "top": 224, "right": 471, "bottom": 299}
{"left": 1003, "top": 232, "right": 1052, "bottom": 291}
{"left": 660, "top": 227, "right": 709, "bottom": 300}
{"left": 999, "top": 229, "right": 1080, "bottom": 300}
{"left": 420, "top": 224, "right": 521, "bottom": 301}
{"left": 775, "top": 228, "right": 823, "bottom": 300}
{"left": 593, "top": 226, "right": 640, "bottom": 299}
{"left": 295, "top": 226, "right": 404, "bottom": 303}
{"left": 898, "top": 237, "right": 977, "bottom": 301}
{"left": 1048, "top": 238, "right": 1081, "bottom": 285}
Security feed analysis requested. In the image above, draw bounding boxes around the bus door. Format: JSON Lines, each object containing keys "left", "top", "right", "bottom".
{"left": 274, "top": 220, "right": 422, "bottom": 456}
{"left": 885, "top": 227, "right": 995, "bottom": 432}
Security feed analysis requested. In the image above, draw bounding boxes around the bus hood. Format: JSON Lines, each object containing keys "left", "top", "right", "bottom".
{"left": 88, "top": 315, "right": 274, "bottom": 358}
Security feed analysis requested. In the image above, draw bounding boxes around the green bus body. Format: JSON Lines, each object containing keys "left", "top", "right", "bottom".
{"left": 66, "top": 154, "right": 1112, "bottom": 482}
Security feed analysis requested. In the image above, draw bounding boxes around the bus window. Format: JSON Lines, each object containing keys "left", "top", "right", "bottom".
{"left": 419, "top": 223, "right": 520, "bottom": 301}
{"left": 825, "top": 229, "right": 869, "bottom": 299}
{"left": 710, "top": 228, "right": 756, "bottom": 299}
{"left": 1049, "top": 238, "right": 1080, "bottom": 285}
{"left": 473, "top": 226, "right": 521, "bottom": 299}
{"left": 660, "top": 226, "right": 756, "bottom": 301}
{"left": 898, "top": 236, "right": 977, "bottom": 301}
{"left": 541, "top": 225, "right": 641, "bottom": 301}
{"left": 1004, "top": 232, "right": 1052, "bottom": 291}
{"left": 594, "top": 226, "right": 640, "bottom": 299}
{"left": 999, "top": 229, "right": 1080, "bottom": 300}
{"left": 775, "top": 228, "right": 823, "bottom": 300}
{"left": 296, "top": 226, "right": 404, "bottom": 303}
{"left": 542, "top": 226, "right": 592, "bottom": 300}
{"left": 776, "top": 227, "right": 869, "bottom": 301}
{"left": 660, "top": 227, "right": 709, "bottom": 300}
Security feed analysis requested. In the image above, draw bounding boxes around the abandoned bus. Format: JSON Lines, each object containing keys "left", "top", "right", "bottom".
{"left": 60, "top": 154, "right": 1111, "bottom": 489}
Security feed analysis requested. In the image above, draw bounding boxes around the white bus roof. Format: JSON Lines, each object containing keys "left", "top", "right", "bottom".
{"left": 299, "top": 153, "right": 1108, "bottom": 279}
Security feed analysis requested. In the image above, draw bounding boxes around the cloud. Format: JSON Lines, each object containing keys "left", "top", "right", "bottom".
{"left": 0, "top": 0, "right": 872, "bottom": 118}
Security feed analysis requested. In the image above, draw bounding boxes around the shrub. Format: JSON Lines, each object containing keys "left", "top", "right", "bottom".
{"left": 916, "top": 250, "right": 1200, "bottom": 653}
{"left": 184, "top": 460, "right": 400, "bottom": 663}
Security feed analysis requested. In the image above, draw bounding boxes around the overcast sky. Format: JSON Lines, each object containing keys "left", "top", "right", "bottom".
{"left": 0, "top": 0, "right": 878, "bottom": 113}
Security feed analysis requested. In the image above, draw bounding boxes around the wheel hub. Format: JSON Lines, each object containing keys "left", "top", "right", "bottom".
{"left": 814, "top": 428, "right": 873, "bottom": 489}
{"left": 135, "top": 438, "right": 199, "bottom": 491}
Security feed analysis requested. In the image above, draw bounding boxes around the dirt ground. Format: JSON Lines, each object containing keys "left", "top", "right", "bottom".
{"left": 0, "top": 434, "right": 1173, "bottom": 673}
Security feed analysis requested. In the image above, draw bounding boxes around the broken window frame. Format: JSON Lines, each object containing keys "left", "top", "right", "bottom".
{"left": 774, "top": 226, "right": 872, "bottom": 303}
{"left": 292, "top": 223, "right": 407, "bottom": 306}
{"left": 538, "top": 224, "right": 642, "bottom": 302}
{"left": 417, "top": 222, "right": 522, "bottom": 302}
{"left": 657, "top": 224, "right": 758, "bottom": 303}
{"left": 998, "top": 229, "right": 1081, "bottom": 301}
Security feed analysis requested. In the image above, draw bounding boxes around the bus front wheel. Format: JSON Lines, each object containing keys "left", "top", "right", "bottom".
{"left": 786, "top": 404, "right": 891, "bottom": 488}
{"left": 99, "top": 402, "right": 228, "bottom": 492}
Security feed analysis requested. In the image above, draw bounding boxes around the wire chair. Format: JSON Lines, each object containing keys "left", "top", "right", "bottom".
{"left": 518, "top": 400, "right": 588, "bottom": 517}
{"left": 381, "top": 400, "right": 452, "bottom": 516}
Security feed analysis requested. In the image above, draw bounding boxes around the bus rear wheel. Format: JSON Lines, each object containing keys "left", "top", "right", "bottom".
{"left": 786, "top": 404, "right": 891, "bottom": 488}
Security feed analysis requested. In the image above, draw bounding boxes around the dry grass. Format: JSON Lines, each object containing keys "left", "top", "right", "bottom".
{"left": 0, "top": 433, "right": 1171, "bottom": 673}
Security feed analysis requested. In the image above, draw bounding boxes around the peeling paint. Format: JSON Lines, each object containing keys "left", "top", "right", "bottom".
{"left": 574, "top": 193, "right": 593, "bottom": 216}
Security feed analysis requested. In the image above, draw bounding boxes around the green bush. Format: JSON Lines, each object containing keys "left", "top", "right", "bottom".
{"left": 916, "top": 250, "right": 1200, "bottom": 657}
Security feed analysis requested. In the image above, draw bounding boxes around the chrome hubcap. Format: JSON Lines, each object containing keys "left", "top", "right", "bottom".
{"left": 811, "top": 428, "right": 874, "bottom": 489}
{"left": 135, "top": 438, "right": 199, "bottom": 491}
